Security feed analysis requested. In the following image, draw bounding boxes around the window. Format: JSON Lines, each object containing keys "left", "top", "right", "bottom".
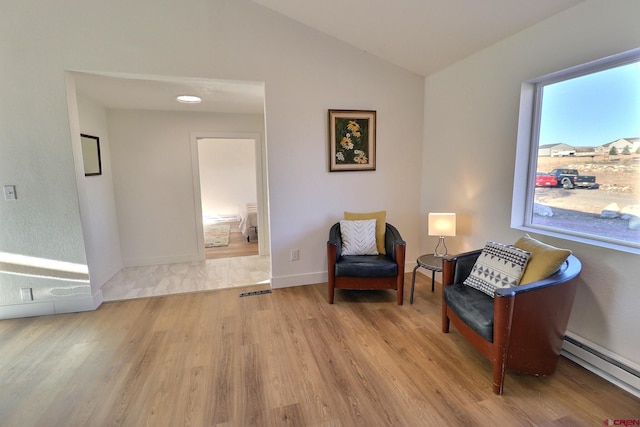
{"left": 512, "top": 48, "right": 640, "bottom": 254}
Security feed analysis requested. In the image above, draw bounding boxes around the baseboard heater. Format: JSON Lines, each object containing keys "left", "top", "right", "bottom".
{"left": 562, "top": 333, "right": 640, "bottom": 398}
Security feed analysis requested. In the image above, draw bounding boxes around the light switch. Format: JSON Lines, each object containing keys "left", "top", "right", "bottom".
{"left": 3, "top": 185, "right": 17, "bottom": 200}
{"left": 20, "top": 287, "right": 33, "bottom": 301}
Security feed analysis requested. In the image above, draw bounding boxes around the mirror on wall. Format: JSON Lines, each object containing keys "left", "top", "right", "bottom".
{"left": 81, "top": 133, "right": 102, "bottom": 176}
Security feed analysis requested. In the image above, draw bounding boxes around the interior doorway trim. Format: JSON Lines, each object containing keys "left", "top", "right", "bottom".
{"left": 190, "top": 131, "right": 270, "bottom": 259}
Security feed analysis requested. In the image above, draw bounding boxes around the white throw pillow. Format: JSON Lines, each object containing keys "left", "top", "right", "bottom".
{"left": 340, "top": 219, "right": 379, "bottom": 256}
{"left": 463, "top": 241, "right": 531, "bottom": 297}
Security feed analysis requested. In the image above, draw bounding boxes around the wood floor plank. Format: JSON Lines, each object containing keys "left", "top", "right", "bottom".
{"left": 205, "top": 221, "right": 258, "bottom": 260}
{"left": 0, "top": 274, "right": 638, "bottom": 426}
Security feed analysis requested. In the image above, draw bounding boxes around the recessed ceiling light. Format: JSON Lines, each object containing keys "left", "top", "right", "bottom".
{"left": 176, "top": 95, "right": 202, "bottom": 104}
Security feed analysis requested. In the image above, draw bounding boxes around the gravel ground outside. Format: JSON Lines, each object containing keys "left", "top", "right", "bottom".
{"left": 532, "top": 155, "right": 640, "bottom": 244}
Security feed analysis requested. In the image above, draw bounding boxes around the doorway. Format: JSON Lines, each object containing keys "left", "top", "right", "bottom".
{"left": 69, "top": 71, "right": 271, "bottom": 301}
{"left": 198, "top": 137, "right": 259, "bottom": 259}
{"left": 191, "top": 132, "right": 271, "bottom": 260}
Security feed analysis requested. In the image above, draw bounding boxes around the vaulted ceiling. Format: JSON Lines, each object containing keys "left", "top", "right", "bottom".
{"left": 252, "top": 0, "right": 583, "bottom": 77}
{"left": 73, "top": 0, "right": 583, "bottom": 114}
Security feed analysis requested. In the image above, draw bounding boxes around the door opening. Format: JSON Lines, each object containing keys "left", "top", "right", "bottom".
{"left": 190, "top": 132, "right": 270, "bottom": 258}
{"left": 198, "top": 138, "right": 259, "bottom": 259}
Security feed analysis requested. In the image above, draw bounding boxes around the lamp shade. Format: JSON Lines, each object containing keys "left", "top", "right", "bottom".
{"left": 428, "top": 213, "right": 456, "bottom": 237}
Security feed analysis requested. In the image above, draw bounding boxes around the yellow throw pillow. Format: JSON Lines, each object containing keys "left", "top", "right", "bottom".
{"left": 514, "top": 234, "right": 572, "bottom": 284}
{"left": 344, "top": 211, "right": 386, "bottom": 254}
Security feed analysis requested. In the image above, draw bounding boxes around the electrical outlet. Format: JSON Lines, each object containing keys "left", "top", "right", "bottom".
{"left": 290, "top": 249, "right": 299, "bottom": 261}
{"left": 20, "top": 287, "right": 33, "bottom": 301}
{"left": 3, "top": 185, "right": 17, "bottom": 200}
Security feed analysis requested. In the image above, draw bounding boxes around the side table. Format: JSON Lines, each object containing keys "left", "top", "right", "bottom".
{"left": 410, "top": 254, "right": 443, "bottom": 304}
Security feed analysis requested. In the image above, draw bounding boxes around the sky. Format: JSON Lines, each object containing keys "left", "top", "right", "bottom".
{"left": 538, "top": 61, "right": 640, "bottom": 148}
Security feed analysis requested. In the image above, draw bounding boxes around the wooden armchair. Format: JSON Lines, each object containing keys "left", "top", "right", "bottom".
{"left": 327, "top": 222, "right": 406, "bottom": 305}
{"left": 441, "top": 249, "right": 581, "bottom": 394}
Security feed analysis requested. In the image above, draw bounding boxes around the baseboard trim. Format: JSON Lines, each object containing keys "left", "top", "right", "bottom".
{"left": 0, "top": 292, "right": 102, "bottom": 320}
{"left": 562, "top": 332, "right": 640, "bottom": 398}
{"left": 273, "top": 267, "right": 418, "bottom": 290}
{"left": 404, "top": 261, "right": 414, "bottom": 274}
{"left": 271, "top": 272, "right": 327, "bottom": 288}
{"left": 123, "top": 253, "right": 200, "bottom": 268}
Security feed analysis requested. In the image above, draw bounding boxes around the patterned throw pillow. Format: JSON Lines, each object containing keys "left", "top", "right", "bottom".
{"left": 344, "top": 211, "right": 386, "bottom": 254}
{"left": 340, "top": 219, "right": 379, "bottom": 256}
{"left": 463, "top": 241, "right": 531, "bottom": 297}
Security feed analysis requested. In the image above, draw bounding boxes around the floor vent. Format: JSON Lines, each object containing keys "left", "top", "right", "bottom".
{"left": 239, "top": 289, "right": 272, "bottom": 297}
{"left": 563, "top": 334, "right": 640, "bottom": 398}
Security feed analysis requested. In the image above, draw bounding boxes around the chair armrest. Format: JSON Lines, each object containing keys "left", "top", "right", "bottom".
{"left": 495, "top": 254, "right": 581, "bottom": 298}
{"left": 442, "top": 249, "right": 482, "bottom": 286}
{"left": 384, "top": 223, "right": 405, "bottom": 260}
{"left": 443, "top": 251, "right": 581, "bottom": 297}
{"left": 327, "top": 222, "right": 342, "bottom": 260}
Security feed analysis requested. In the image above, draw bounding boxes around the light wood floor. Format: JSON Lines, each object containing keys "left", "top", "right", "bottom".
{"left": 1, "top": 274, "right": 638, "bottom": 426}
{"left": 205, "top": 221, "right": 258, "bottom": 260}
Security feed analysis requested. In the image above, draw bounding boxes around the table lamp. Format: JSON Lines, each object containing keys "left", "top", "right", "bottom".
{"left": 428, "top": 213, "right": 456, "bottom": 257}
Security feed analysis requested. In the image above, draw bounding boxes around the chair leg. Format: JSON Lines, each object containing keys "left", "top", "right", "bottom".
{"left": 441, "top": 300, "right": 450, "bottom": 333}
{"left": 492, "top": 362, "right": 506, "bottom": 395}
{"left": 442, "top": 317, "right": 450, "bottom": 333}
{"left": 394, "top": 243, "right": 405, "bottom": 305}
{"left": 327, "top": 243, "right": 337, "bottom": 304}
{"left": 492, "top": 297, "right": 514, "bottom": 395}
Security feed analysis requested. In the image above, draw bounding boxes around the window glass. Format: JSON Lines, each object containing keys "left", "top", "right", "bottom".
{"left": 514, "top": 50, "right": 640, "bottom": 252}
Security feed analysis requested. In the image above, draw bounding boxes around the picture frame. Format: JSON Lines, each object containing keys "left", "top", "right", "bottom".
{"left": 328, "top": 109, "right": 376, "bottom": 172}
{"left": 80, "top": 134, "right": 102, "bottom": 176}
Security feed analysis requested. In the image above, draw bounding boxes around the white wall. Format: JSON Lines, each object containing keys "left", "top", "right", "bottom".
{"left": 198, "top": 138, "right": 257, "bottom": 219}
{"left": 108, "top": 110, "right": 265, "bottom": 267}
{"left": 231, "top": 3, "right": 425, "bottom": 287}
{"left": 0, "top": 86, "right": 122, "bottom": 313}
{"left": 75, "top": 95, "right": 124, "bottom": 295}
{"left": 422, "top": 0, "right": 640, "bottom": 366}
{"left": 0, "top": 0, "right": 424, "bottom": 315}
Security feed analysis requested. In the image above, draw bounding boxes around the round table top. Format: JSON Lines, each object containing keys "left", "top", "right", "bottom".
{"left": 416, "top": 254, "right": 443, "bottom": 271}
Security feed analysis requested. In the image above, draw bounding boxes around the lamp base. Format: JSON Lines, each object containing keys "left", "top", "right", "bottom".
{"left": 434, "top": 236, "right": 448, "bottom": 257}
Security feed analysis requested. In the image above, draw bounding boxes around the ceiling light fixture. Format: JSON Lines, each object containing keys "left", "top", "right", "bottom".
{"left": 176, "top": 95, "right": 202, "bottom": 104}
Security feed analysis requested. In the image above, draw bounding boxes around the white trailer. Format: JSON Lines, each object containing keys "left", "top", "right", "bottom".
{"left": 551, "top": 149, "right": 576, "bottom": 157}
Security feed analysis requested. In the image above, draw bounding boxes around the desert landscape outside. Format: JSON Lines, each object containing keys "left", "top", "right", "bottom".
{"left": 531, "top": 153, "right": 640, "bottom": 244}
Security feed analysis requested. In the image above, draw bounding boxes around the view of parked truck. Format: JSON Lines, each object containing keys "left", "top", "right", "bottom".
{"left": 548, "top": 168, "right": 598, "bottom": 189}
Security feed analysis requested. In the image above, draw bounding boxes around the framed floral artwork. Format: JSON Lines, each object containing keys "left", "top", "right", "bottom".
{"left": 328, "top": 109, "right": 376, "bottom": 172}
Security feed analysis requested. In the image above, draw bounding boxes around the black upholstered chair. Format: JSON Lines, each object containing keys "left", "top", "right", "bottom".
{"left": 327, "top": 222, "right": 406, "bottom": 305}
{"left": 441, "top": 249, "right": 581, "bottom": 394}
